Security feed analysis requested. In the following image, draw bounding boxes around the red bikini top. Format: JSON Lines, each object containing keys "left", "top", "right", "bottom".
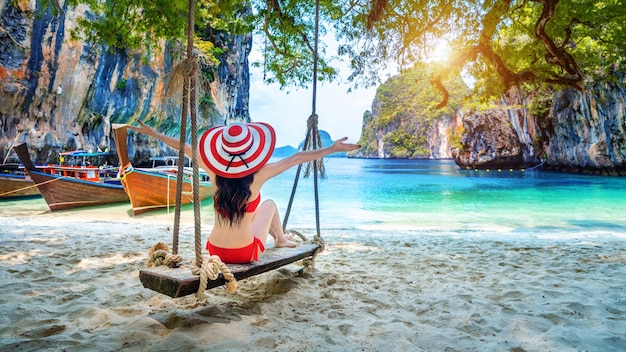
{"left": 245, "top": 194, "right": 261, "bottom": 213}
{"left": 215, "top": 194, "right": 260, "bottom": 217}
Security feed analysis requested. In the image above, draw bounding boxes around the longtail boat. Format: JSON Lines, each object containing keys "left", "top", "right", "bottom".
{"left": 113, "top": 124, "right": 213, "bottom": 215}
{"left": 13, "top": 143, "right": 129, "bottom": 211}
{"left": 0, "top": 163, "right": 40, "bottom": 199}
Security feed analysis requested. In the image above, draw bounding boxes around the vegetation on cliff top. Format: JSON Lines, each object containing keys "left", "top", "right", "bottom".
{"left": 348, "top": 0, "right": 626, "bottom": 107}
{"left": 357, "top": 64, "right": 470, "bottom": 158}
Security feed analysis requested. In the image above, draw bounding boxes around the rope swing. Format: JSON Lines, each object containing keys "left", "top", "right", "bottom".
{"left": 142, "top": 0, "right": 236, "bottom": 297}
{"left": 140, "top": 0, "right": 326, "bottom": 298}
{"left": 283, "top": 0, "right": 326, "bottom": 250}
{"left": 152, "top": 0, "right": 237, "bottom": 296}
{"left": 184, "top": 0, "right": 230, "bottom": 296}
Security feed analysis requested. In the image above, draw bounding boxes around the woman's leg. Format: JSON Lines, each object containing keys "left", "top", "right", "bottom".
{"left": 252, "top": 200, "right": 297, "bottom": 248}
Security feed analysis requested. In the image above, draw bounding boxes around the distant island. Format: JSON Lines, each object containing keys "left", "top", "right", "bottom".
{"left": 272, "top": 145, "right": 299, "bottom": 157}
{"left": 272, "top": 130, "right": 347, "bottom": 158}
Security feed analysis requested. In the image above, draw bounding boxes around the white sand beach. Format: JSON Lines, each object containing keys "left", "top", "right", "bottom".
{"left": 1, "top": 199, "right": 625, "bottom": 351}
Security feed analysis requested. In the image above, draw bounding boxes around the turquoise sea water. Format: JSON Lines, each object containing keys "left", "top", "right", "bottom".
{"left": 3, "top": 157, "right": 625, "bottom": 241}
{"left": 262, "top": 158, "right": 626, "bottom": 239}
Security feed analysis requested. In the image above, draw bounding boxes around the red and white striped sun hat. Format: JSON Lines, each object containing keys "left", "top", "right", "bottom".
{"left": 199, "top": 122, "right": 276, "bottom": 178}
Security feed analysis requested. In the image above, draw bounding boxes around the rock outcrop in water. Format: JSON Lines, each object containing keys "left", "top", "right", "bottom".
{"left": 452, "top": 109, "right": 527, "bottom": 170}
{"left": 453, "top": 83, "right": 626, "bottom": 175}
{"left": 0, "top": 0, "right": 251, "bottom": 165}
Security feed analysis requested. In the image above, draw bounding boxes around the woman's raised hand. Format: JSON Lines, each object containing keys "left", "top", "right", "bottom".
{"left": 127, "top": 120, "right": 156, "bottom": 137}
{"left": 331, "top": 137, "right": 361, "bottom": 152}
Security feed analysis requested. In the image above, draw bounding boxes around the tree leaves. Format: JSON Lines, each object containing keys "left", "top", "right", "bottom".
{"left": 67, "top": 0, "right": 187, "bottom": 51}
{"left": 339, "top": 0, "right": 626, "bottom": 105}
{"left": 65, "top": 0, "right": 626, "bottom": 102}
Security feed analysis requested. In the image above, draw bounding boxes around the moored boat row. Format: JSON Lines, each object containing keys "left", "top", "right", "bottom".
{"left": 12, "top": 143, "right": 130, "bottom": 211}
{"left": 7, "top": 127, "right": 213, "bottom": 214}
{"left": 0, "top": 163, "right": 40, "bottom": 199}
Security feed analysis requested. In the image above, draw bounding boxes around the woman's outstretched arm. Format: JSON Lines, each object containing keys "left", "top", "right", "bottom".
{"left": 256, "top": 137, "right": 361, "bottom": 182}
{"left": 127, "top": 120, "right": 194, "bottom": 158}
{"left": 127, "top": 121, "right": 215, "bottom": 179}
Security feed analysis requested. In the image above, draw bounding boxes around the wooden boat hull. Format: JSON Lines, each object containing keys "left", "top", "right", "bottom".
{"left": 13, "top": 143, "right": 129, "bottom": 211}
{"left": 119, "top": 167, "right": 213, "bottom": 215}
{"left": 0, "top": 175, "right": 40, "bottom": 199}
{"left": 113, "top": 124, "right": 213, "bottom": 215}
{"left": 26, "top": 170, "right": 129, "bottom": 210}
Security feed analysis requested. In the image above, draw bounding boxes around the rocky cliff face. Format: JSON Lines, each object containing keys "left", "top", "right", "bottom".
{"left": 354, "top": 95, "right": 462, "bottom": 159}
{"left": 452, "top": 109, "right": 528, "bottom": 169}
{"left": 353, "top": 64, "right": 468, "bottom": 159}
{"left": 428, "top": 114, "right": 460, "bottom": 159}
{"left": 358, "top": 68, "right": 625, "bottom": 175}
{"left": 544, "top": 85, "right": 626, "bottom": 174}
{"left": 0, "top": 0, "right": 250, "bottom": 164}
{"left": 453, "top": 84, "right": 626, "bottom": 175}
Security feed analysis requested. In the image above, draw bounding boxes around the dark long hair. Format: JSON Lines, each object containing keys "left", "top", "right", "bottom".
{"left": 214, "top": 173, "right": 254, "bottom": 226}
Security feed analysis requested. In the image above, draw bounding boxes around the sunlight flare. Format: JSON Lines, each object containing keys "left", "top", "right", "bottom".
{"left": 427, "top": 39, "right": 452, "bottom": 63}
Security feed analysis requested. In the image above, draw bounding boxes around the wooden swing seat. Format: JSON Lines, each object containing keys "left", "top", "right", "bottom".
{"left": 139, "top": 243, "right": 321, "bottom": 298}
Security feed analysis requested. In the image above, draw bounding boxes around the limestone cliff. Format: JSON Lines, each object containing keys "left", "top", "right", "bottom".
{"left": 452, "top": 108, "right": 528, "bottom": 169}
{"left": 357, "top": 63, "right": 625, "bottom": 175}
{"left": 543, "top": 84, "right": 626, "bottom": 175}
{"left": 453, "top": 83, "right": 626, "bottom": 175}
{"left": 0, "top": 0, "right": 251, "bottom": 165}
{"left": 353, "top": 65, "right": 467, "bottom": 159}
{"left": 353, "top": 96, "right": 461, "bottom": 159}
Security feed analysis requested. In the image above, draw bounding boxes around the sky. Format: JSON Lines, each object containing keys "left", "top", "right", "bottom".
{"left": 246, "top": 35, "right": 452, "bottom": 148}
{"left": 246, "top": 34, "right": 380, "bottom": 148}
{"left": 248, "top": 73, "right": 377, "bottom": 148}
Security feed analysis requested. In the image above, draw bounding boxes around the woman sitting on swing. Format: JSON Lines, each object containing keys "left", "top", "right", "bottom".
{"left": 129, "top": 121, "right": 360, "bottom": 264}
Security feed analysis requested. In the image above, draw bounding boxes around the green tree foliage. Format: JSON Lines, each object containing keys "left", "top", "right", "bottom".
{"left": 66, "top": 0, "right": 340, "bottom": 88}
{"left": 66, "top": 0, "right": 626, "bottom": 105}
{"left": 335, "top": 0, "right": 626, "bottom": 106}
{"left": 65, "top": 0, "right": 188, "bottom": 51}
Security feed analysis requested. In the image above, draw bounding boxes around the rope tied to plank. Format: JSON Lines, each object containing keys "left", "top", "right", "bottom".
{"left": 301, "top": 233, "right": 325, "bottom": 268}
{"left": 146, "top": 242, "right": 182, "bottom": 268}
{"left": 283, "top": 229, "right": 324, "bottom": 268}
{"left": 191, "top": 255, "right": 237, "bottom": 297}
{"left": 145, "top": 242, "right": 236, "bottom": 297}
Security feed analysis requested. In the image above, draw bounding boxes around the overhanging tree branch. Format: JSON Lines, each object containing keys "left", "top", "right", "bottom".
{"left": 532, "top": 0, "right": 584, "bottom": 89}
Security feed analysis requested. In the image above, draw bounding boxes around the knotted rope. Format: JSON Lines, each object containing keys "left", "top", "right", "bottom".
{"left": 301, "top": 246, "right": 322, "bottom": 269}
{"left": 146, "top": 242, "right": 237, "bottom": 296}
{"left": 164, "top": 57, "right": 199, "bottom": 100}
{"left": 303, "top": 114, "right": 326, "bottom": 179}
{"left": 282, "top": 115, "right": 326, "bottom": 242}
{"left": 191, "top": 255, "right": 237, "bottom": 297}
{"left": 289, "top": 229, "right": 325, "bottom": 269}
{"left": 146, "top": 242, "right": 182, "bottom": 268}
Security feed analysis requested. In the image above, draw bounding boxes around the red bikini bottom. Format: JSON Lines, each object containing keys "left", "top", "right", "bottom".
{"left": 206, "top": 237, "right": 265, "bottom": 264}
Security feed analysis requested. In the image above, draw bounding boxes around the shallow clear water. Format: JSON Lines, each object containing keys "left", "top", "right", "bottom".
{"left": 3, "top": 158, "right": 625, "bottom": 241}
{"left": 262, "top": 158, "right": 626, "bottom": 239}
